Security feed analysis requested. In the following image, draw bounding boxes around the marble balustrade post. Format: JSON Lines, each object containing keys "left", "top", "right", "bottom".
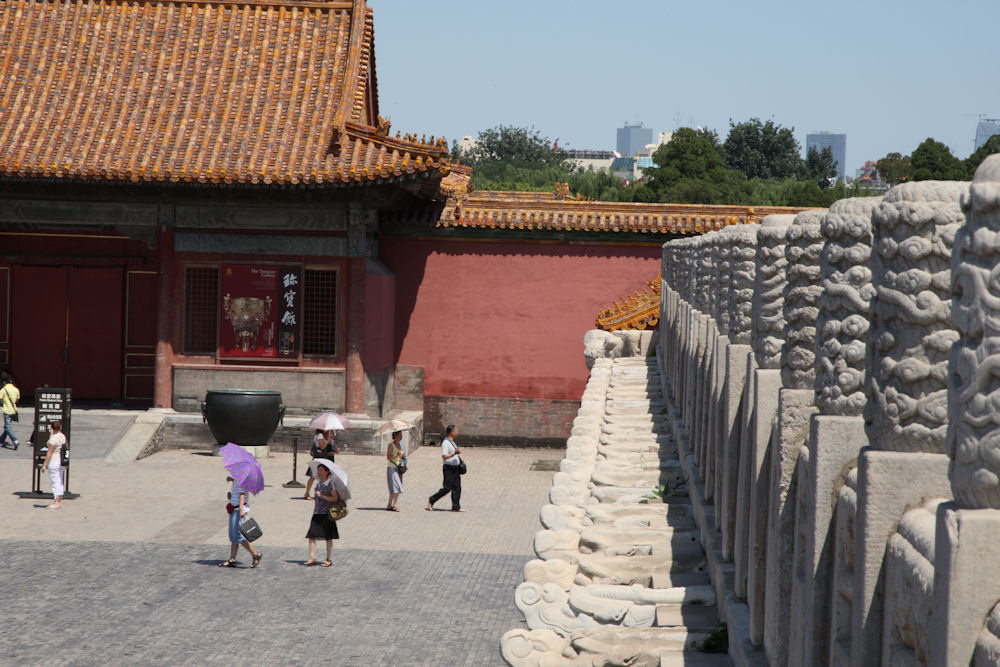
{"left": 852, "top": 180, "right": 965, "bottom": 666}
{"left": 764, "top": 208, "right": 825, "bottom": 667}
{"left": 745, "top": 214, "right": 794, "bottom": 646}
{"left": 785, "top": 197, "right": 881, "bottom": 667}
{"left": 713, "top": 224, "right": 757, "bottom": 561}
{"left": 933, "top": 156, "right": 1000, "bottom": 666}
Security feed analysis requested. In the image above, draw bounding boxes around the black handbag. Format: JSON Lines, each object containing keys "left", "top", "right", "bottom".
{"left": 396, "top": 462, "right": 407, "bottom": 476}
{"left": 239, "top": 516, "right": 263, "bottom": 542}
{"left": 456, "top": 458, "right": 467, "bottom": 475}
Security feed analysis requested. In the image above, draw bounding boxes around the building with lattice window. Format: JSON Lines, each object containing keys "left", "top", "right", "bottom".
{"left": 0, "top": 0, "right": 807, "bottom": 445}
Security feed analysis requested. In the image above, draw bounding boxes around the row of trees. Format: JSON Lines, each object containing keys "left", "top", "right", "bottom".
{"left": 454, "top": 122, "right": 1000, "bottom": 207}
{"left": 454, "top": 121, "right": 859, "bottom": 207}
{"left": 876, "top": 135, "right": 1000, "bottom": 185}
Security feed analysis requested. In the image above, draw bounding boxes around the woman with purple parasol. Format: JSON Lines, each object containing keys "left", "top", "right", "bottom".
{"left": 218, "top": 443, "right": 263, "bottom": 568}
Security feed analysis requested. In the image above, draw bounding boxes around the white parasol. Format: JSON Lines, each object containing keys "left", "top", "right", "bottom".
{"left": 308, "top": 412, "right": 351, "bottom": 431}
{"left": 375, "top": 419, "right": 414, "bottom": 435}
{"left": 308, "top": 458, "right": 351, "bottom": 501}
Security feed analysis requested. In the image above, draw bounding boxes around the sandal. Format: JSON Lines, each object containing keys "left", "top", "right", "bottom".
{"left": 251, "top": 552, "right": 262, "bottom": 568}
{"left": 320, "top": 560, "right": 332, "bottom": 567}
{"left": 219, "top": 559, "right": 238, "bottom": 568}
{"left": 304, "top": 558, "right": 317, "bottom": 566}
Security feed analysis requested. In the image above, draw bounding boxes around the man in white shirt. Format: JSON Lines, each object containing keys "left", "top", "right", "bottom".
{"left": 427, "top": 425, "right": 464, "bottom": 512}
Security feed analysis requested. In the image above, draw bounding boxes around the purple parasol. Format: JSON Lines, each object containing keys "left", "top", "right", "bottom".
{"left": 219, "top": 443, "right": 264, "bottom": 495}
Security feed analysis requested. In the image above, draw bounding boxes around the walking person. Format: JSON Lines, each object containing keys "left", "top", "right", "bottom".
{"left": 41, "top": 420, "right": 66, "bottom": 509}
{"left": 305, "top": 460, "right": 340, "bottom": 566}
{"left": 385, "top": 430, "right": 406, "bottom": 511}
{"left": 427, "top": 425, "right": 464, "bottom": 512}
{"left": 0, "top": 372, "right": 20, "bottom": 450}
{"left": 220, "top": 474, "right": 263, "bottom": 568}
{"left": 304, "top": 429, "right": 338, "bottom": 500}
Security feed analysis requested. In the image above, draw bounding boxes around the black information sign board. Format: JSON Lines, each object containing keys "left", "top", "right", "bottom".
{"left": 31, "top": 388, "right": 72, "bottom": 497}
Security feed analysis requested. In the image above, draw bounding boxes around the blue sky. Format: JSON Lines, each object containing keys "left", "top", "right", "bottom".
{"left": 373, "top": 0, "right": 1000, "bottom": 175}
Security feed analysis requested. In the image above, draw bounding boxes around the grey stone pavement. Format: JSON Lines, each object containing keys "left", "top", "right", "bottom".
{"left": 0, "top": 412, "right": 560, "bottom": 665}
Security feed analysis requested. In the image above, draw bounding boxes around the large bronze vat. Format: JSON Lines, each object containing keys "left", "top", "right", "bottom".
{"left": 202, "top": 389, "right": 285, "bottom": 446}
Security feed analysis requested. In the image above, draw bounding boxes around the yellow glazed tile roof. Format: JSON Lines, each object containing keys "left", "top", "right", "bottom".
{"left": 439, "top": 189, "right": 807, "bottom": 235}
{"left": 0, "top": 0, "right": 449, "bottom": 185}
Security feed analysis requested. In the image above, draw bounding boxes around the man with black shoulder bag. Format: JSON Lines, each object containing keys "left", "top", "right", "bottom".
{"left": 427, "top": 425, "right": 464, "bottom": 512}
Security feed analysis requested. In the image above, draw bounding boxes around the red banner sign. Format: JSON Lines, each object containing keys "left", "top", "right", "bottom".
{"left": 219, "top": 264, "right": 301, "bottom": 359}
{"left": 220, "top": 265, "right": 278, "bottom": 358}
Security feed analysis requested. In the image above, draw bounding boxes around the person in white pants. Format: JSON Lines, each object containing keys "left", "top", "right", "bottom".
{"left": 41, "top": 420, "right": 66, "bottom": 510}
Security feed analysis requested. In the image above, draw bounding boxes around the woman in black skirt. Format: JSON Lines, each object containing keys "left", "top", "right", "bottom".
{"left": 305, "top": 461, "right": 339, "bottom": 567}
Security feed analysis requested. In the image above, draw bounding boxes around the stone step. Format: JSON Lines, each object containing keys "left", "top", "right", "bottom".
{"left": 655, "top": 603, "right": 720, "bottom": 632}
{"left": 658, "top": 650, "right": 732, "bottom": 667}
{"left": 577, "top": 553, "right": 706, "bottom": 585}
{"left": 652, "top": 572, "right": 712, "bottom": 588}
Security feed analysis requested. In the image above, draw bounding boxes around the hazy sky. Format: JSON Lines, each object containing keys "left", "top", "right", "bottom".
{"left": 373, "top": 0, "right": 1000, "bottom": 174}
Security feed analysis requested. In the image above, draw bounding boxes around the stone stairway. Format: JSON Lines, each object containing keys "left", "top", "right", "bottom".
{"left": 501, "top": 357, "right": 731, "bottom": 666}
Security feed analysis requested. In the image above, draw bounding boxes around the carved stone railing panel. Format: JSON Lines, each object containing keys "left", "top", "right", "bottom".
{"left": 681, "top": 237, "right": 695, "bottom": 304}
{"left": 695, "top": 233, "right": 715, "bottom": 313}
{"left": 949, "top": 156, "right": 1000, "bottom": 507}
{"left": 752, "top": 214, "right": 796, "bottom": 369}
{"left": 865, "top": 181, "right": 965, "bottom": 453}
{"left": 713, "top": 231, "right": 732, "bottom": 334}
{"left": 781, "top": 209, "right": 826, "bottom": 390}
{"left": 727, "top": 224, "right": 760, "bottom": 345}
{"left": 679, "top": 237, "right": 694, "bottom": 304}
{"left": 815, "top": 197, "right": 881, "bottom": 416}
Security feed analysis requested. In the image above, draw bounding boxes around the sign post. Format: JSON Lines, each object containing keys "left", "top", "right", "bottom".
{"left": 31, "top": 388, "right": 73, "bottom": 498}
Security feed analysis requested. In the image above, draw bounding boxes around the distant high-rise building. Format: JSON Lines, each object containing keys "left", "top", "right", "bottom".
{"left": 806, "top": 132, "right": 847, "bottom": 181}
{"left": 617, "top": 122, "right": 653, "bottom": 158}
{"left": 975, "top": 118, "right": 1000, "bottom": 149}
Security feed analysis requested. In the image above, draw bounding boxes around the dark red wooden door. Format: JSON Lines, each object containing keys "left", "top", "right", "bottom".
{"left": 10, "top": 266, "right": 123, "bottom": 400}
{"left": 67, "top": 268, "right": 123, "bottom": 398}
{"left": 11, "top": 266, "right": 68, "bottom": 394}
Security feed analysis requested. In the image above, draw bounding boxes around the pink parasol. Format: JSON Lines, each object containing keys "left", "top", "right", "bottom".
{"left": 219, "top": 443, "right": 264, "bottom": 495}
{"left": 308, "top": 412, "right": 351, "bottom": 431}
{"left": 375, "top": 419, "right": 413, "bottom": 435}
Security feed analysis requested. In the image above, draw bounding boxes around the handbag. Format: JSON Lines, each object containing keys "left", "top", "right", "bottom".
{"left": 396, "top": 461, "right": 408, "bottom": 476}
{"left": 328, "top": 499, "right": 349, "bottom": 521}
{"left": 239, "top": 516, "right": 263, "bottom": 542}
{"left": 456, "top": 457, "right": 467, "bottom": 475}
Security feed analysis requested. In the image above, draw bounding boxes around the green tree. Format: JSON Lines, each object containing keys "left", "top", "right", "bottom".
{"left": 644, "top": 127, "right": 731, "bottom": 186}
{"left": 567, "top": 168, "right": 630, "bottom": 201}
{"left": 876, "top": 152, "right": 913, "bottom": 185}
{"left": 966, "top": 134, "right": 1000, "bottom": 176}
{"left": 463, "top": 124, "right": 567, "bottom": 167}
{"left": 640, "top": 127, "right": 747, "bottom": 204}
{"left": 722, "top": 118, "right": 803, "bottom": 179}
{"left": 804, "top": 146, "right": 838, "bottom": 186}
{"left": 910, "top": 138, "right": 966, "bottom": 181}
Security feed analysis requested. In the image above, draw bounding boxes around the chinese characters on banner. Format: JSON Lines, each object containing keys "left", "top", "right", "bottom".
{"left": 220, "top": 265, "right": 301, "bottom": 359}
{"left": 276, "top": 266, "right": 301, "bottom": 359}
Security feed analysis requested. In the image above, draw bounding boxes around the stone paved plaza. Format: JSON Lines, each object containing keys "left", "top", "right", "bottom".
{"left": 0, "top": 443, "right": 559, "bottom": 664}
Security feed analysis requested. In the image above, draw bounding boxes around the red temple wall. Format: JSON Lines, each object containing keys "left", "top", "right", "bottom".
{"left": 380, "top": 237, "right": 661, "bottom": 442}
